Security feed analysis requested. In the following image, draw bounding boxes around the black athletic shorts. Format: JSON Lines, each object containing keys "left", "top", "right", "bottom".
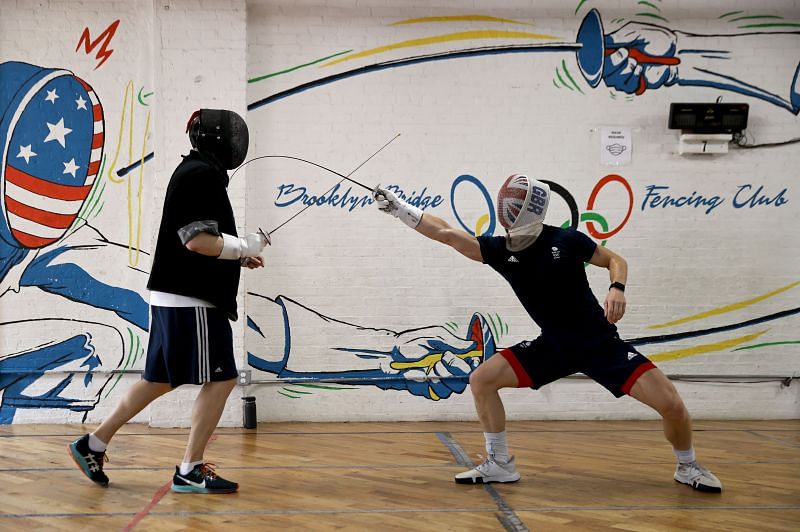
{"left": 499, "top": 335, "right": 655, "bottom": 397}
{"left": 143, "top": 306, "right": 238, "bottom": 387}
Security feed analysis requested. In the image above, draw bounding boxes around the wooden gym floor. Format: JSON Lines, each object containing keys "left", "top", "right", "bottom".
{"left": 1, "top": 420, "right": 798, "bottom": 531}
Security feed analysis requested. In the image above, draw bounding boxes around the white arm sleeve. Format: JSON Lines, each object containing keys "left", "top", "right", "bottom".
{"left": 218, "top": 233, "right": 243, "bottom": 260}
{"left": 218, "top": 233, "right": 268, "bottom": 260}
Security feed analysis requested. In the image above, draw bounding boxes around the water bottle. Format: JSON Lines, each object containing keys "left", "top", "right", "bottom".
{"left": 242, "top": 396, "right": 257, "bottom": 429}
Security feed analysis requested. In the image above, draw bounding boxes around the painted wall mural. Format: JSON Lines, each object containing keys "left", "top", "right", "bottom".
{"left": 243, "top": 1, "right": 799, "bottom": 403}
{"left": 0, "top": 1, "right": 797, "bottom": 422}
{"left": 1, "top": 16, "right": 151, "bottom": 423}
{"left": 243, "top": 170, "right": 799, "bottom": 399}
{"left": 247, "top": 8, "right": 800, "bottom": 114}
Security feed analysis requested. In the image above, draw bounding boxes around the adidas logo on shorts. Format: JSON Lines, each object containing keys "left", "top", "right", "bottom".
{"left": 507, "top": 256, "right": 519, "bottom": 263}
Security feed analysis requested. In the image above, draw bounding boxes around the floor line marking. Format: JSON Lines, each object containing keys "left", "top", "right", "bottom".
{"left": 121, "top": 433, "right": 218, "bottom": 530}
{"left": 3, "top": 426, "right": 798, "bottom": 438}
{"left": 436, "top": 432, "right": 528, "bottom": 532}
{"left": 122, "top": 480, "right": 171, "bottom": 531}
{"left": 3, "top": 504, "right": 798, "bottom": 520}
{"left": 747, "top": 430, "right": 800, "bottom": 449}
{"left": 7, "top": 456, "right": 799, "bottom": 474}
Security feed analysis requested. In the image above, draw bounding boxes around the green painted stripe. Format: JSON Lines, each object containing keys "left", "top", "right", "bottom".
{"left": 561, "top": 60, "right": 585, "bottom": 94}
{"left": 486, "top": 313, "right": 500, "bottom": 341}
{"left": 78, "top": 176, "right": 99, "bottom": 219}
{"left": 719, "top": 11, "right": 744, "bottom": 19}
{"left": 729, "top": 15, "right": 784, "bottom": 22}
{"left": 732, "top": 340, "right": 800, "bottom": 351}
{"left": 283, "top": 387, "right": 314, "bottom": 395}
{"left": 574, "top": 0, "right": 589, "bottom": 15}
{"left": 75, "top": 155, "right": 107, "bottom": 227}
{"left": 104, "top": 328, "right": 136, "bottom": 397}
{"left": 494, "top": 314, "right": 504, "bottom": 338}
{"left": 553, "top": 78, "right": 561, "bottom": 89}
{"left": 635, "top": 12, "right": 669, "bottom": 22}
{"left": 85, "top": 184, "right": 106, "bottom": 220}
{"left": 293, "top": 383, "right": 355, "bottom": 390}
{"left": 637, "top": 1, "right": 660, "bottom": 11}
{"left": 248, "top": 50, "right": 353, "bottom": 83}
{"left": 133, "top": 333, "right": 142, "bottom": 364}
{"left": 555, "top": 68, "right": 573, "bottom": 91}
{"left": 738, "top": 22, "right": 800, "bottom": 28}
{"left": 92, "top": 200, "right": 106, "bottom": 218}
{"left": 278, "top": 390, "right": 300, "bottom": 399}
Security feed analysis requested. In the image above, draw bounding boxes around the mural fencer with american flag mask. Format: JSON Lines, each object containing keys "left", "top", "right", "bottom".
{"left": 69, "top": 109, "right": 268, "bottom": 495}
{"left": 373, "top": 174, "right": 722, "bottom": 492}
{"left": 0, "top": 61, "right": 150, "bottom": 423}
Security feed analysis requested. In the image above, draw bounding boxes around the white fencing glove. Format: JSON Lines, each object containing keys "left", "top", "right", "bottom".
{"left": 372, "top": 185, "right": 423, "bottom": 229}
{"left": 218, "top": 232, "right": 269, "bottom": 260}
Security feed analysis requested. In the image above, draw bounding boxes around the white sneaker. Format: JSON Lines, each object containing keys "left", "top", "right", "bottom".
{"left": 455, "top": 455, "right": 520, "bottom": 484}
{"left": 674, "top": 461, "right": 722, "bottom": 492}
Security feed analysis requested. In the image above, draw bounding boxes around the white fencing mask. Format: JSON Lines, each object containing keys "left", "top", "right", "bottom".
{"left": 496, "top": 174, "right": 550, "bottom": 252}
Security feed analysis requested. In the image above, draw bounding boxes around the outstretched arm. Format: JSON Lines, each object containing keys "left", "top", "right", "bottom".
{"left": 588, "top": 245, "right": 628, "bottom": 323}
{"left": 415, "top": 213, "right": 482, "bottom": 262}
{"left": 373, "top": 186, "right": 482, "bottom": 262}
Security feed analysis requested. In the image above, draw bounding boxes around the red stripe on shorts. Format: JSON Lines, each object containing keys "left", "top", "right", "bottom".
{"left": 621, "top": 361, "right": 656, "bottom": 395}
{"left": 498, "top": 348, "right": 533, "bottom": 388}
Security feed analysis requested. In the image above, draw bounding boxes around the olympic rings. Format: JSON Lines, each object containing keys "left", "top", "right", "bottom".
{"left": 541, "top": 179, "right": 580, "bottom": 230}
{"left": 561, "top": 211, "right": 610, "bottom": 247}
{"left": 585, "top": 174, "right": 633, "bottom": 239}
{"left": 450, "top": 174, "right": 496, "bottom": 236}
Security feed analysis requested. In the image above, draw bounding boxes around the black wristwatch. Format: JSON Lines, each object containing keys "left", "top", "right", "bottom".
{"left": 609, "top": 282, "right": 626, "bottom": 292}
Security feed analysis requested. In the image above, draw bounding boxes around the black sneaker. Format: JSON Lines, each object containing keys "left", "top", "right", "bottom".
{"left": 68, "top": 434, "right": 109, "bottom": 486}
{"left": 172, "top": 463, "right": 238, "bottom": 494}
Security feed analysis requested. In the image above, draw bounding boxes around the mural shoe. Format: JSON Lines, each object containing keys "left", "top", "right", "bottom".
{"left": 172, "top": 463, "right": 238, "bottom": 494}
{"left": 674, "top": 461, "right": 722, "bottom": 493}
{"left": 455, "top": 454, "right": 520, "bottom": 484}
{"left": 68, "top": 434, "right": 109, "bottom": 486}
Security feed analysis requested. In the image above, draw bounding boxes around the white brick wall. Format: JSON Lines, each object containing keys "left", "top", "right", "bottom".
{"left": 242, "top": 0, "right": 800, "bottom": 423}
{"left": 0, "top": 0, "right": 797, "bottom": 426}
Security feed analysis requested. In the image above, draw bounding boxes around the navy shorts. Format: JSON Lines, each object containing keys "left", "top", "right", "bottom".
{"left": 500, "top": 335, "right": 655, "bottom": 397}
{"left": 143, "top": 306, "right": 238, "bottom": 387}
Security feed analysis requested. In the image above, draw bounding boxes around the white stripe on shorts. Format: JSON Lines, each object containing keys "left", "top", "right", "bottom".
{"left": 202, "top": 308, "right": 209, "bottom": 381}
{"left": 195, "top": 307, "right": 210, "bottom": 382}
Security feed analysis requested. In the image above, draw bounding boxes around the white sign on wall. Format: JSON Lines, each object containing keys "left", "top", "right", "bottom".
{"left": 600, "top": 126, "right": 632, "bottom": 165}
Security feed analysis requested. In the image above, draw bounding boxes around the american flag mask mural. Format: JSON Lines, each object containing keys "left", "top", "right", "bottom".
{"left": 0, "top": 61, "right": 104, "bottom": 249}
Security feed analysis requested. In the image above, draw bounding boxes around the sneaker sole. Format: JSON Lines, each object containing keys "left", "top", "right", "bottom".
{"left": 674, "top": 478, "right": 722, "bottom": 493}
{"left": 171, "top": 484, "right": 238, "bottom": 494}
{"left": 455, "top": 474, "right": 520, "bottom": 485}
{"left": 67, "top": 444, "right": 108, "bottom": 487}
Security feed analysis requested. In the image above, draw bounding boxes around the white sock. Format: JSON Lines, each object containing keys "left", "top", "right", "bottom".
{"left": 88, "top": 433, "right": 107, "bottom": 452}
{"left": 674, "top": 447, "right": 696, "bottom": 465}
{"left": 484, "top": 431, "right": 509, "bottom": 463}
{"left": 180, "top": 460, "right": 203, "bottom": 475}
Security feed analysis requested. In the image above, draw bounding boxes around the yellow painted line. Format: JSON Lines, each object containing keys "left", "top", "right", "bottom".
{"left": 649, "top": 280, "right": 800, "bottom": 329}
{"left": 389, "top": 15, "right": 533, "bottom": 26}
{"left": 428, "top": 386, "right": 441, "bottom": 401}
{"left": 324, "top": 30, "right": 561, "bottom": 66}
{"left": 390, "top": 349, "right": 481, "bottom": 371}
{"left": 649, "top": 330, "right": 769, "bottom": 362}
{"left": 475, "top": 213, "right": 490, "bottom": 235}
{"left": 105, "top": 80, "right": 148, "bottom": 267}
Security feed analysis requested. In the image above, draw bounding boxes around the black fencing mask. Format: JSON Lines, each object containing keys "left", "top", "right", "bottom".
{"left": 186, "top": 109, "right": 249, "bottom": 169}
